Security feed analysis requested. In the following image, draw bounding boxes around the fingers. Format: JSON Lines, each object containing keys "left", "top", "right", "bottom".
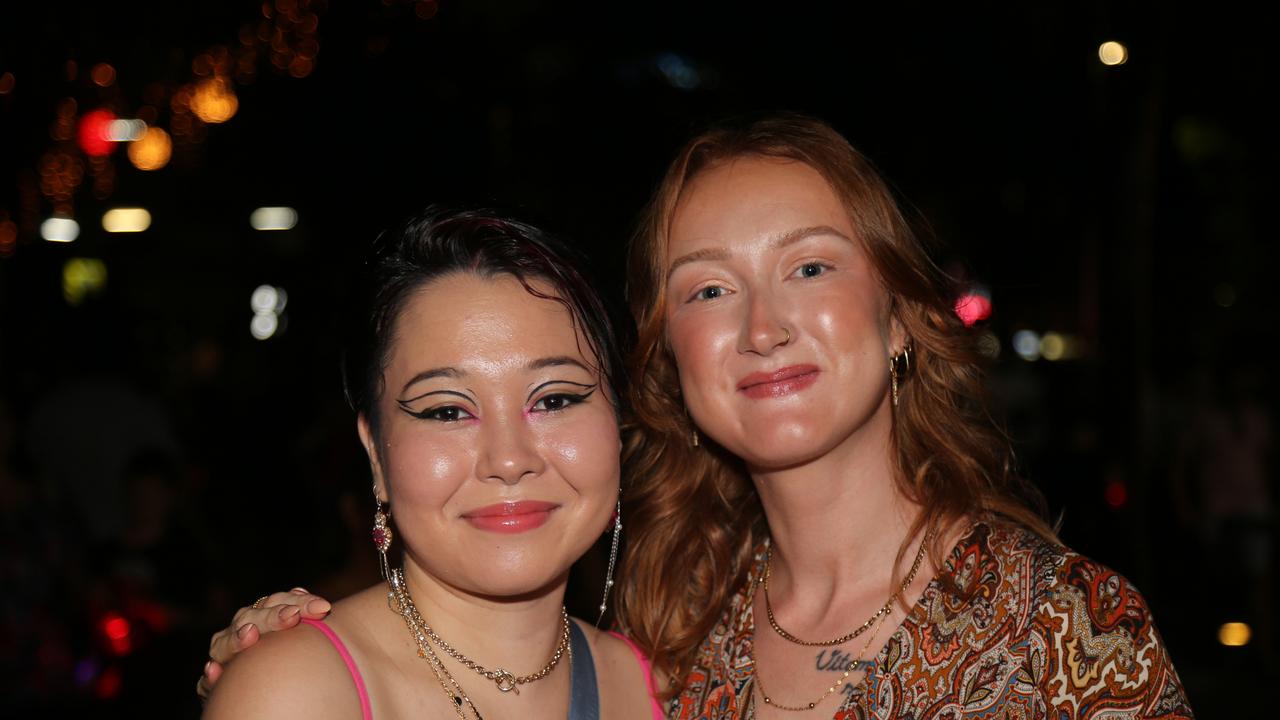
{"left": 260, "top": 587, "right": 332, "bottom": 621}
{"left": 206, "top": 588, "right": 332, "bottom": 665}
{"left": 208, "top": 621, "right": 258, "bottom": 664}
{"left": 197, "top": 660, "right": 224, "bottom": 699}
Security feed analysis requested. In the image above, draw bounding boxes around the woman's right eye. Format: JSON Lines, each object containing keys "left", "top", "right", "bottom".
{"left": 693, "top": 285, "right": 725, "bottom": 301}
{"left": 405, "top": 405, "right": 473, "bottom": 422}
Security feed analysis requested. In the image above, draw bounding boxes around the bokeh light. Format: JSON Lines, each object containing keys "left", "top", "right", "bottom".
{"left": 41, "top": 216, "right": 80, "bottom": 243}
{"left": 250, "top": 206, "right": 298, "bottom": 230}
{"left": 1218, "top": 622, "right": 1251, "bottom": 647}
{"left": 102, "top": 208, "right": 152, "bottom": 233}
{"left": 250, "top": 285, "right": 280, "bottom": 314}
{"left": 0, "top": 217, "right": 16, "bottom": 257}
{"left": 190, "top": 76, "right": 239, "bottom": 123}
{"left": 127, "top": 127, "right": 172, "bottom": 171}
{"left": 63, "top": 258, "right": 108, "bottom": 305}
{"left": 977, "top": 330, "right": 1001, "bottom": 359}
{"left": 91, "top": 62, "right": 116, "bottom": 87}
{"left": 77, "top": 109, "right": 117, "bottom": 156}
{"left": 1040, "top": 332, "right": 1066, "bottom": 361}
{"left": 954, "top": 291, "right": 993, "bottom": 327}
{"left": 1012, "top": 330, "right": 1041, "bottom": 361}
{"left": 1099, "top": 41, "right": 1128, "bottom": 66}
{"left": 250, "top": 312, "right": 279, "bottom": 340}
{"left": 105, "top": 119, "right": 147, "bottom": 142}
{"left": 1104, "top": 479, "right": 1128, "bottom": 509}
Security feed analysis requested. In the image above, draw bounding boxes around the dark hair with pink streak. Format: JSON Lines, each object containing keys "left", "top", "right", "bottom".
{"left": 341, "top": 206, "right": 626, "bottom": 437}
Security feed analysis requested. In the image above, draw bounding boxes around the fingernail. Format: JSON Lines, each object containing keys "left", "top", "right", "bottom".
{"left": 236, "top": 623, "right": 252, "bottom": 639}
{"left": 280, "top": 605, "right": 300, "bottom": 620}
{"left": 290, "top": 587, "right": 309, "bottom": 594}
{"left": 306, "top": 599, "right": 331, "bottom": 614}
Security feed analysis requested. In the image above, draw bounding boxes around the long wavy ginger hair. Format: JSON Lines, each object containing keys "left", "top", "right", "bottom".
{"left": 614, "top": 114, "right": 1053, "bottom": 695}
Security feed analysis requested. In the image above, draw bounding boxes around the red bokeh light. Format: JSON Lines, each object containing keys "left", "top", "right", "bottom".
{"left": 101, "top": 612, "right": 133, "bottom": 655}
{"left": 103, "top": 614, "right": 130, "bottom": 641}
{"left": 954, "top": 293, "right": 993, "bottom": 327}
{"left": 1104, "top": 480, "right": 1128, "bottom": 509}
{"left": 77, "top": 109, "right": 117, "bottom": 156}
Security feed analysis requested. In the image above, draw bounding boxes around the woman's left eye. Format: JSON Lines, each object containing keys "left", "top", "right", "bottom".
{"left": 795, "top": 262, "right": 830, "bottom": 279}
{"left": 531, "top": 391, "right": 592, "bottom": 413}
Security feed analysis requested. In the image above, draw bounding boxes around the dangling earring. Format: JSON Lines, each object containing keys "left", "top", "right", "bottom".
{"left": 889, "top": 344, "right": 912, "bottom": 409}
{"left": 685, "top": 406, "right": 700, "bottom": 448}
{"left": 889, "top": 356, "right": 900, "bottom": 408}
{"left": 596, "top": 495, "right": 622, "bottom": 627}
{"left": 372, "top": 491, "right": 393, "bottom": 580}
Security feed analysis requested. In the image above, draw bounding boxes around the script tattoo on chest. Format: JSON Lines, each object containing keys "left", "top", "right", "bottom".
{"left": 815, "top": 649, "right": 855, "bottom": 672}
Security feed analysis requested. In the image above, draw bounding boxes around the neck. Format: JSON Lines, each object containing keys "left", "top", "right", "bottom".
{"left": 750, "top": 401, "right": 921, "bottom": 599}
{"left": 396, "top": 558, "right": 569, "bottom": 674}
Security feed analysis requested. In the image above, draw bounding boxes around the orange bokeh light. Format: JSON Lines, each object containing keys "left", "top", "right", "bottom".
{"left": 190, "top": 77, "right": 239, "bottom": 124}
{"left": 128, "top": 127, "right": 172, "bottom": 171}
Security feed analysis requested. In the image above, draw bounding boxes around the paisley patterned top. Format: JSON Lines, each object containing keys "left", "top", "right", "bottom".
{"left": 669, "top": 522, "right": 1193, "bottom": 719}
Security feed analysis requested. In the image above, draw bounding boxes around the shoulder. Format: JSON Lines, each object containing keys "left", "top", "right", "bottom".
{"left": 575, "top": 621, "right": 662, "bottom": 720}
{"left": 1011, "top": 530, "right": 1194, "bottom": 718}
{"left": 1029, "top": 534, "right": 1163, "bottom": 643}
{"left": 203, "top": 618, "right": 365, "bottom": 720}
{"left": 972, "top": 521, "right": 1171, "bottom": 649}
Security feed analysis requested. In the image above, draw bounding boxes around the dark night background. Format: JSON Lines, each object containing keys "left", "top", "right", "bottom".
{"left": 1, "top": 1, "right": 1274, "bottom": 716}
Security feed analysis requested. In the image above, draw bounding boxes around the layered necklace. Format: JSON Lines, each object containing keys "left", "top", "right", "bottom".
{"left": 387, "top": 567, "right": 571, "bottom": 719}
{"left": 750, "top": 530, "right": 932, "bottom": 713}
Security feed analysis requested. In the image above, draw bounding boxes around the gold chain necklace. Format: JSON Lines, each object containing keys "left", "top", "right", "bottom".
{"left": 750, "top": 606, "right": 887, "bottom": 712}
{"left": 388, "top": 571, "right": 482, "bottom": 719}
{"left": 387, "top": 568, "right": 570, "bottom": 695}
{"left": 763, "top": 530, "right": 931, "bottom": 647}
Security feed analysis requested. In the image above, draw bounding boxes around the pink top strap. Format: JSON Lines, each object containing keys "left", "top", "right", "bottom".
{"left": 607, "top": 631, "right": 665, "bottom": 720}
{"left": 301, "top": 618, "right": 373, "bottom": 720}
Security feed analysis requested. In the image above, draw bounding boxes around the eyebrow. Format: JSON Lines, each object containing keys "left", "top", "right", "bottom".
{"left": 665, "top": 224, "right": 853, "bottom": 280}
{"left": 527, "top": 356, "right": 592, "bottom": 373}
{"left": 400, "top": 366, "right": 462, "bottom": 395}
{"left": 399, "top": 356, "right": 591, "bottom": 396}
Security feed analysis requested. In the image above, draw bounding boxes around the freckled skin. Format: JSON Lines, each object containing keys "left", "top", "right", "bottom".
{"left": 364, "top": 273, "right": 621, "bottom": 599}
{"left": 664, "top": 158, "right": 904, "bottom": 473}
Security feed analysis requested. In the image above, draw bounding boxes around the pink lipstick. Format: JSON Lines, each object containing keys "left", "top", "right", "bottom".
{"left": 736, "top": 364, "right": 820, "bottom": 399}
{"left": 461, "top": 501, "right": 558, "bottom": 534}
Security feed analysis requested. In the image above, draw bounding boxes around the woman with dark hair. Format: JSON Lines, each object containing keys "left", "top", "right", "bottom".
{"left": 202, "top": 207, "right": 662, "bottom": 719}
{"left": 203, "top": 117, "right": 1192, "bottom": 719}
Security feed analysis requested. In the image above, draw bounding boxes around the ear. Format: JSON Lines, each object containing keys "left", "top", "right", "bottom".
{"left": 886, "top": 302, "right": 909, "bottom": 357}
{"left": 357, "top": 414, "right": 389, "bottom": 503}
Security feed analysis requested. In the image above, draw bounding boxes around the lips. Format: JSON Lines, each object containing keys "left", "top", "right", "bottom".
{"left": 736, "top": 364, "right": 820, "bottom": 399}
{"left": 461, "top": 501, "right": 559, "bottom": 534}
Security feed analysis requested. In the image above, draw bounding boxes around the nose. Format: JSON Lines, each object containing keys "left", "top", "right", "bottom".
{"left": 476, "top": 416, "right": 545, "bottom": 485}
{"left": 738, "top": 288, "right": 793, "bottom": 355}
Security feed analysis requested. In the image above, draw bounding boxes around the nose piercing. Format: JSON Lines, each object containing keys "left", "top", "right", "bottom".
{"left": 782, "top": 328, "right": 791, "bottom": 343}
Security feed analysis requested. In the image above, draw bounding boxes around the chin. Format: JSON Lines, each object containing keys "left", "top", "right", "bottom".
{"left": 460, "top": 561, "right": 569, "bottom": 601}
{"left": 466, "top": 541, "right": 580, "bottom": 594}
{"left": 729, "top": 425, "right": 830, "bottom": 470}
